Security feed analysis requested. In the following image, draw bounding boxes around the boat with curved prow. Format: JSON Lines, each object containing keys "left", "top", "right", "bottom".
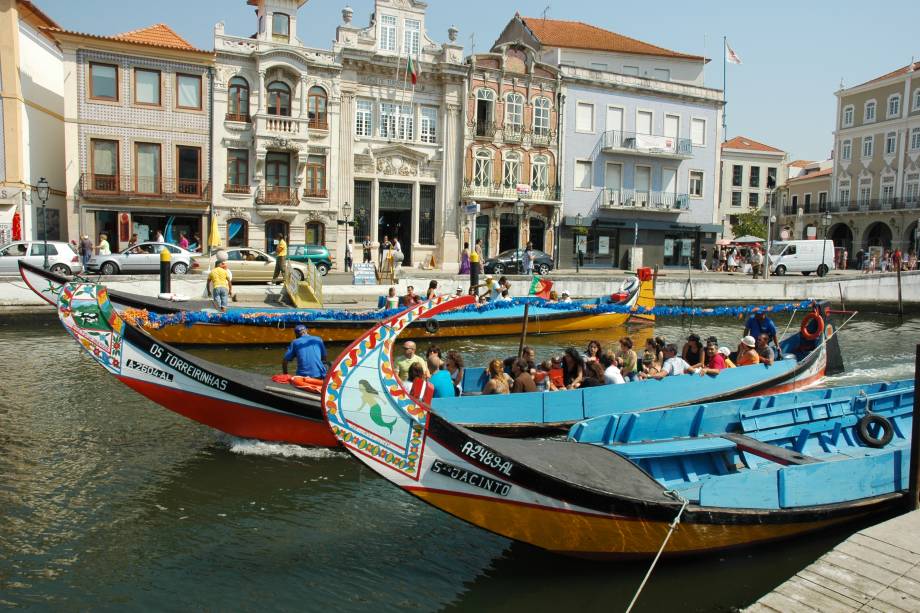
{"left": 22, "top": 260, "right": 654, "bottom": 345}
{"left": 322, "top": 295, "right": 913, "bottom": 559}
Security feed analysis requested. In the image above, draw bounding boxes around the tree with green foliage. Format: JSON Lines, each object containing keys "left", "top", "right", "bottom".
{"left": 731, "top": 211, "right": 767, "bottom": 239}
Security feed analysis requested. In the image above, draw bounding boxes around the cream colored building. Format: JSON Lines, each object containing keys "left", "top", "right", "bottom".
{"left": 0, "top": 0, "right": 64, "bottom": 244}
{"left": 776, "top": 160, "right": 832, "bottom": 243}
{"left": 827, "top": 60, "right": 920, "bottom": 256}
{"left": 718, "top": 136, "right": 786, "bottom": 239}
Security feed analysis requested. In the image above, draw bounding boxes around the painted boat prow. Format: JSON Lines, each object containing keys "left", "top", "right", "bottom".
{"left": 323, "top": 295, "right": 906, "bottom": 559}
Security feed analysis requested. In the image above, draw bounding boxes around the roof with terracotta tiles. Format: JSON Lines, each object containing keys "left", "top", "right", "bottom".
{"left": 856, "top": 61, "right": 920, "bottom": 88}
{"left": 520, "top": 16, "right": 704, "bottom": 61}
{"left": 786, "top": 167, "right": 832, "bottom": 182}
{"left": 721, "top": 136, "right": 784, "bottom": 154}
{"left": 787, "top": 159, "right": 815, "bottom": 168}
{"left": 18, "top": 0, "right": 60, "bottom": 30}
{"left": 42, "top": 23, "right": 211, "bottom": 55}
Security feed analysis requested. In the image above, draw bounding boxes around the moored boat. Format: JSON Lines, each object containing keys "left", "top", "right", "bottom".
{"left": 322, "top": 294, "right": 915, "bottom": 559}
{"left": 22, "top": 260, "right": 654, "bottom": 345}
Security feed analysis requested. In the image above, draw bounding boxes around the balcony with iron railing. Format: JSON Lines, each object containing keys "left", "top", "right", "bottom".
{"left": 302, "top": 186, "right": 328, "bottom": 199}
{"left": 600, "top": 130, "right": 693, "bottom": 159}
{"left": 788, "top": 198, "right": 920, "bottom": 215}
{"left": 461, "top": 181, "right": 561, "bottom": 202}
{"left": 593, "top": 188, "right": 689, "bottom": 213}
{"left": 530, "top": 128, "right": 553, "bottom": 146}
{"left": 469, "top": 121, "right": 496, "bottom": 140}
{"left": 80, "top": 174, "right": 211, "bottom": 202}
{"left": 308, "top": 117, "right": 328, "bottom": 131}
{"left": 224, "top": 183, "right": 251, "bottom": 195}
{"left": 225, "top": 112, "right": 251, "bottom": 123}
{"left": 503, "top": 123, "right": 524, "bottom": 143}
{"left": 255, "top": 186, "right": 299, "bottom": 206}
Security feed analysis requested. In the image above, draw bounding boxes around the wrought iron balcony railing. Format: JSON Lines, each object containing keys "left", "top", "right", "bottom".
{"left": 255, "top": 186, "right": 299, "bottom": 206}
{"left": 594, "top": 188, "right": 689, "bottom": 212}
{"left": 600, "top": 130, "right": 693, "bottom": 158}
{"left": 80, "top": 174, "right": 211, "bottom": 202}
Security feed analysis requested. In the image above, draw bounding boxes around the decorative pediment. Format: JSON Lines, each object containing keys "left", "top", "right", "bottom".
{"left": 377, "top": 155, "right": 419, "bottom": 177}
{"left": 224, "top": 207, "right": 252, "bottom": 221}
{"left": 370, "top": 143, "right": 429, "bottom": 162}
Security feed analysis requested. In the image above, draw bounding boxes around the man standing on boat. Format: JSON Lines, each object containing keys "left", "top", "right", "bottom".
{"left": 744, "top": 311, "right": 780, "bottom": 352}
{"left": 282, "top": 325, "right": 327, "bottom": 379}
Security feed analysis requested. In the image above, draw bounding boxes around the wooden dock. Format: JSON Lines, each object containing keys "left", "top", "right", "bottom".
{"left": 746, "top": 509, "right": 920, "bottom": 612}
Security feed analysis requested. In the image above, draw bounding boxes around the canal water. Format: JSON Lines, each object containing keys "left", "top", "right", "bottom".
{"left": 1, "top": 311, "right": 917, "bottom": 611}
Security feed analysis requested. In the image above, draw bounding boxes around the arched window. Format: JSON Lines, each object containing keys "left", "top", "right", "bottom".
{"left": 305, "top": 221, "right": 325, "bottom": 245}
{"left": 531, "top": 155, "right": 548, "bottom": 191}
{"left": 533, "top": 97, "right": 551, "bottom": 136}
{"left": 308, "top": 86, "right": 327, "bottom": 129}
{"left": 264, "top": 220, "right": 289, "bottom": 253}
{"left": 505, "top": 92, "right": 524, "bottom": 127}
{"left": 475, "top": 89, "right": 495, "bottom": 137}
{"left": 502, "top": 151, "right": 521, "bottom": 188}
{"left": 473, "top": 150, "right": 492, "bottom": 187}
{"left": 227, "top": 218, "right": 248, "bottom": 247}
{"left": 227, "top": 77, "right": 250, "bottom": 121}
{"left": 267, "top": 81, "right": 291, "bottom": 116}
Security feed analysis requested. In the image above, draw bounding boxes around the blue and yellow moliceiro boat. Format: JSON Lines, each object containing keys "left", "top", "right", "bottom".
{"left": 322, "top": 295, "right": 914, "bottom": 559}
{"left": 20, "top": 261, "right": 654, "bottom": 345}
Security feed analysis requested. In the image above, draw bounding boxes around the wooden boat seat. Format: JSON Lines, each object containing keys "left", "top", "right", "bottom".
{"left": 721, "top": 432, "right": 820, "bottom": 466}
{"left": 605, "top": 436, "right": 737, "bottom": 460}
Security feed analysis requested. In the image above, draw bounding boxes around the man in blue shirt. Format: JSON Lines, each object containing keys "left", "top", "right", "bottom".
{"left": 282, "top": 325, "right": 328, "bottom": 378}
{"left": 744, "top": 311, "right": 779, "bottom": 352}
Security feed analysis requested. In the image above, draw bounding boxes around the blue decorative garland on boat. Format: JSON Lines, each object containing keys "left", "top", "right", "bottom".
{"left": 137, "top": 298, "right": 816, "bottom": 329}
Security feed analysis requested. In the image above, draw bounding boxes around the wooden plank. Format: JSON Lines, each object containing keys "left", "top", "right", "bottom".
{"left": 822, "top": 550, "right": 902, "bottom": 586}
{"left": 891, "top": 575, "right": 920, "bottom": 600}
{"left": 722, "top": 432, "right": 821, "bottom": 465}
{"left": 860, "top": 512, "right": 920, "bottom": 554}
{"left": 803, "top": 557, "right": 887, "bottom": 600}
{"left": 756, "top": 591, "right": 821, "bottom": 612}
{"left": 848, "top": 533, "right": 920, "bottom": 566}
{"left": 775, "top": 576, "right": 861, "bottom": 612}
{"left": 835, "top": 539, "right": 915, "bottom": 575}
{"left": 867, "top": 587, "right": 919, "bottom": 613}
{"left": 797, "top": 568, "right": 875, "bottom": 605}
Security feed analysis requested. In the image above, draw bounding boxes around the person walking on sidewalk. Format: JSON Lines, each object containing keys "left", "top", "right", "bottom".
{"left": 469, "top": 239, "right": 483, "bottom": 290}
{"left": 523, "top": 242, "right": 534, "bottom": 275}
{"left": 272, "top": 233, "right": 287, "bottom": 284}
{"left": 345, "top": 239, "right": 353, "bottom": 272}
{"left": 362, "top": 235, "right": 372, "bottom": 264}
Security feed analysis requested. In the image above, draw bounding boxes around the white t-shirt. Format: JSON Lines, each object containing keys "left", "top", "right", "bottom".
{"left": 661, "top": 356, "right": 691, "bottom": 376}
{"left": 604, "top": 365, "right": 625, "bottom": 385}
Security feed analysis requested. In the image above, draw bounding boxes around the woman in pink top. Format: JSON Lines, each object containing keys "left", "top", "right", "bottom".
{"left": 178, "top": 232, "right": 190, "bottom": 250}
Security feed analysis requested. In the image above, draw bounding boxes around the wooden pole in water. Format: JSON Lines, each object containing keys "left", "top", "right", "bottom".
{"left": 518, "top": 303, "right": 530, "bottom": 359}
{"left": 897, "top": 264, "right": 904, "bottom": 321}
{"left": 838, "top": 282, "right": 845, "bottom": 312}
{"left": 909, "top": 344, "right": 920, "bottom": 511}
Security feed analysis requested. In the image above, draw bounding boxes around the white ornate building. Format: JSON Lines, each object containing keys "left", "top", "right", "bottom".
{"left": 211, "top": 0, "right": 465, "bottom": 269}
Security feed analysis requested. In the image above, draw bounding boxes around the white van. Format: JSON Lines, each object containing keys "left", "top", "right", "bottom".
{"left": 768, "top": 240, "right": 836, "bottom": 277}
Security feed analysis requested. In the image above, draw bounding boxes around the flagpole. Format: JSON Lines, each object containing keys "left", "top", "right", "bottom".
{"left": 722, "top": 36, "right": 727, "bottom": 142}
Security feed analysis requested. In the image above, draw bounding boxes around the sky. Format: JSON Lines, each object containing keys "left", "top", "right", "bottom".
{"left": 40, "top": 0, "right": 920, "bottom": 162}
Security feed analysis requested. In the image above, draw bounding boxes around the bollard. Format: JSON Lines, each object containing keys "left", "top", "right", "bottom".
{"left": 160, "top": 248, "right": 171, "bottom": 294}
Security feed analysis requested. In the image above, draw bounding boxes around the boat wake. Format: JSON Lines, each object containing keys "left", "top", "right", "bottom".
{"left": 220, "top": 436, "right": 348, "bottom": 459}
{"left": 825, "top": 361, "right": 915, "bottom": 384}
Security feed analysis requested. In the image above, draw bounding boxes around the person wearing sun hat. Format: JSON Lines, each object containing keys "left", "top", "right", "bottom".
{"left": 736, "top": 335, "right": 760, "bottom": 366}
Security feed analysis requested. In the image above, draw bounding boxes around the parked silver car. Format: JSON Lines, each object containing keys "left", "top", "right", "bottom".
{"left": 87, "top": 242, "right": 194, "bottom": 275}
{"left": 0, "top": 240, "right": 82, "bottom": 275}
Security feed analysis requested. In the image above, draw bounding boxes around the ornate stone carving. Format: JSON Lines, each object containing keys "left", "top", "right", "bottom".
{"left": 225, "top": 207, "right": 252, "bottom": 221}
{"left": 377, "top": 156, "right": 418, "bottom": 176}
{"left": 342, "top": 6, "right": 353, "bottom": 23}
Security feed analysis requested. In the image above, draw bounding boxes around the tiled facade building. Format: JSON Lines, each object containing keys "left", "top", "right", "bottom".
{"left": 461, "top": 16, "right": 562, "bottom": 259}
{"left": 717, "top": 136, "right": 786, "bottom": 240}
{"left": 48, "top": 23, "right": 214, "bottom": 252}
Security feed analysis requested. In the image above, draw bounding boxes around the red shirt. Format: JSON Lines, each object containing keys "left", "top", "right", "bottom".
{"left": 706, "top": 353, "right": 726, "bottom": 371}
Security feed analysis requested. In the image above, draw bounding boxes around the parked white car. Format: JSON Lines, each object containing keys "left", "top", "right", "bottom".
{"left": 769, "top": 240, "right": 836, "bottom": 277}
{"left": 87, "top": 242, "right": 194, "bottom": 275}
{"left": 0, "top": 240, "right": 82, "bottom": 276}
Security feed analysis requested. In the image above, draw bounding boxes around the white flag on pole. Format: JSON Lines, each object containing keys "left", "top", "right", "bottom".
{"left": 725, "top": 40, "right": 742, "bottom": 65}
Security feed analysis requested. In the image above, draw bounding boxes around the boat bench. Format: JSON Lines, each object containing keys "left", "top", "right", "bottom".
{"left": 607, "top": 433, "right": 820, "bottom": 466}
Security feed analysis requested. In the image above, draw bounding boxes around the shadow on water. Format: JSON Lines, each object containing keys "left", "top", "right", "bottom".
{"left": 1, "top": 309, "right": 918, "bottom": 611}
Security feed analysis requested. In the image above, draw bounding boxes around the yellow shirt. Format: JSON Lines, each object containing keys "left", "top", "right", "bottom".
{"left": 470, "top": 250, "right": 480, "bottom": 263}
{"left": 208, "top": 267, "right": 230, "bottom": 289}
{"left": 276, "top": 239, "right": 287, "bottom": 257}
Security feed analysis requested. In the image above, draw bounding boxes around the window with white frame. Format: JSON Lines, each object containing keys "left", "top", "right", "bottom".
{"left": 473, "top": 150, "right": 492, "bottom": 187}
{"left": 905, "top": 173, "right": 919, "bottom": 202}
{"left": 637, "top": 110, "right": 653, "bottom": 135}
{"left": 842, "top": 105, "right": 854, "bottom": 127}
{"left": 531, "top": 155, "right": 548, "bottom": 191}
{"left": 380, "top": 102, "right": 397, "bottom": 138}
{"left": 574, "top": 160, "right": 592, "bottom": 189}
{"left": 622, "top": 66, "right": 639, "bottom": 76}
{"left": 862, "top": 134, "right": 874, "bottom": 158}
{"left": 502, "top": 152, "right": 521, "bottom": 188}
{"left": 533, "top": 97, "right": 550, "bottom": 135}
{"left": 858, "top": 180, "right": 872, "bottom": 206}
{"left": 838, "top": 180, "right": 850, "bottom": 205}
{"left": 914, "top": 89, "right": 920, "bottom": 111}
{"left": 403, "top": 18, "right": 420, "bottom": 56}
{"left": 575, "top": 102, "right": 594, "bottom": 132}
{"left": 864, "top": 100, "right": 876, "bottom": 122}
{"left": 379, "top": 15, "right": 397, "bottom": 52}
{"left": 841, "top": 139, "right": 852, "bottom": 160}
{"left": 881, "top": 177, "right": 895, "bottom": 203}
{"left": 691, "top": 118, "right": 706, "bottom": 146}
{"left": 355, "top": 98, "right": 373, "bottom": 137}
{"left": 911, "top": 127, "right": 920, "bottom": 151}
{"left": 653, "top": 68, "right": 670, "bottom": 81}
{"left": 731, "top": 191, "right": 742, "bottom": 207}
{"left": 885, "top": 132, "right": 897, "bottom": 155}
{"left": 689, "top": 170, "right": 703, "bottom": 197}
{"left": 420, "top": 106, "right": 437, "bottom": 143}
{"left": 505, "top": 93, "right": 524, "bottom": 127}
{"left": 887, "top": 94, "right": 901, "bottom": 118}
{"left": 397, "top": 104, "right": 414, "bottom": 140}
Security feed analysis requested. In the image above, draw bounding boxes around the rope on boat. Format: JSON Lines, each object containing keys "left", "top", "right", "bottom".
{"left": 134, "top": 298, "right": 819, "bottom": 329}
{"left": 625, "top": 491, "right": 689, "bottom": 613}
{"left": 780, "top": 307, "right": 798, "bottom": 341}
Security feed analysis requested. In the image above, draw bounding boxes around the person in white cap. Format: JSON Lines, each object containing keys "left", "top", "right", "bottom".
{"left": 559, "top": 290, "right": 572, "bottom": 303}
{"left": 736, "top": 335, "right": 760, "bottom": 366}
{"left": 718, "top": 346, "right": 736, "bottom": 368}
{"left": 455, "top": 287, "right": 464, "bottom": 296}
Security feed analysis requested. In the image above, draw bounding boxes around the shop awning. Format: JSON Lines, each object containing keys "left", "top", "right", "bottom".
{"left": 589, "top": 218, "right": 722, "bottom": 234}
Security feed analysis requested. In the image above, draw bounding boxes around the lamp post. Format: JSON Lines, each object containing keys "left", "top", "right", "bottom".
{"left": 820, "top": 211, "right": 832, "bottom": 277}
{"left": 574, "top": 212, "right": 583, "bottom": 273}
{"left": 513, "top": 196, "right": 525, "bottom": 249}
{"left": 341, "top": 201, "right": 352, "bottom": 271}
{"left": 36, "top": 177, "right": 50, "bottom": 270}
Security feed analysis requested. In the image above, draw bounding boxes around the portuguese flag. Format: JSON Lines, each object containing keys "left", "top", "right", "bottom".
{"left": 407, "top": 55, "right": 418, "bottom": 85}
{"left": 528, "top": 275, "right": 553, "bottom": 299}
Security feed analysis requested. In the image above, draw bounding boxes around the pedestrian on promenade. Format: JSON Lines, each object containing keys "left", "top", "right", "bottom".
{"left": 459, "top": 242, "right": 471, "bottom": 275}
{"left": 523, "top": 241, "right": 534, "bottom": 275}
{"left": 893, "top": 248, "right": 902, "bottom": 272}
{"left": 469, "top": 239, "right": 483, "bottom": 290}
{"left": 272, "top": 233, "right": 287, "bottom": 284}
{"left": 362, "top": 235, "right": 372, "bottom": 264}
{"left": 79, "top": 235, "right": 93, "bottom": 268}
{"left": 856, "top": 249, "right": 864, "bottom": 271}
{"left": 96, "top": 233, "right": 111, "bottom": 256}
{"left": 379, "top": 235, "right": 389, "bottom": 268}
{"left": 345, "top": 239, "right": 353, "bottom": 272}
{"left": 392, "top": 237, "right": 404, "bottom": 270}
{"left": 178, "top": 232, "right": 189, "bottom": 250}
{"left": 154, "top": 229, "right": 164, "bottom": 243}
{"left": 718, "top": 247, "right": 727, "bottom": 272}
{"left": 842, "top": 249, "right": 848, "bottom": 270}
{"left": 207, "top": 260, "right": 232, "bottom": 312}
{"left": 750, "top": 247, "right": 763, "bottom": 277}
{"left": 727, "top": 248, "right": 737, "bottom": 272}
{"left": 700, "top": 247, "right": 708, "bottom": 272}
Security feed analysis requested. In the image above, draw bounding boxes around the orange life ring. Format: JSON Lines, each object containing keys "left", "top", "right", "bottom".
{"left": 800, "top": 312, "right": 824, "bottom": 341}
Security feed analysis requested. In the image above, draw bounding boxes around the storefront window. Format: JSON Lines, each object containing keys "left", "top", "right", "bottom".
{"left": 663, "top": 232, "right": 697, "bottom": 267}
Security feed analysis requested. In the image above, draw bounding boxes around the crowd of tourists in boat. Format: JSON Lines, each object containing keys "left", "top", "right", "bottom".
{"left": 383, "top": 275, "right": 576, "bottom": 310}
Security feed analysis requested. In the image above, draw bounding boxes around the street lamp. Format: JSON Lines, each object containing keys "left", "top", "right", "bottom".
{"left": 574, "top": 212, "right": 583, "bottom": 273}
{"left": 820, "top": 211, "right": 832, "bottom": 277}
{"left": 36, "top": 177, "right": 50, "bottom": 270}
{"left": 341, "top": 201, "right": 352, "bottom": 271}
{"left": 514, "top": 196, "right": 525, "bottom": 245}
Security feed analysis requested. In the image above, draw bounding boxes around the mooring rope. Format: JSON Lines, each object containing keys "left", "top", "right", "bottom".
{"left": 625, "top": 491, "right": 690, "bottom": 613}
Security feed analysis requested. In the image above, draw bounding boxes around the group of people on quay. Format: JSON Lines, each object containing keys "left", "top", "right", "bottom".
{"left": 854, "top": 247, "right": 918, "bottom": 273}
{"left": 701, "top": 245, "right": 767, "bottom": 275}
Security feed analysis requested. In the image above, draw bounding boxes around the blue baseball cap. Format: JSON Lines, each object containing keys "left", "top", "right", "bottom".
{"left": 294, "top": 324, "right": 308, "bottom": 335}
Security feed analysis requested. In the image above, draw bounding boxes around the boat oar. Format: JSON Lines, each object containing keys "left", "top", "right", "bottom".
{"left": 517, "top": 303, "right": 530, "bottom": 358}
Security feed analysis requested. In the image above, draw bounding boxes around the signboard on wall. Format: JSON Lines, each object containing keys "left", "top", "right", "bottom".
{"left": 464, "top": 202, "right": 480, "bottom": 216}
{"left": 353, "top": 263, "right": 377, "bottom": 285}
{"left": 598, "top": 236, "right": 610, "bottom": 255}
{"left": 681, "top": 239, "right": 691, "bottom": 257}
